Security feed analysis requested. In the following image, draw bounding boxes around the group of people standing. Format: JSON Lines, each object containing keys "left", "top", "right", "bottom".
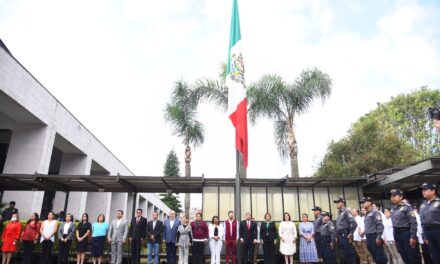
{"left": 313, "top": 182, "right": 440, "bottom": 264}
{"left": 1, "top": 181, "right": 440, "bottom": 264}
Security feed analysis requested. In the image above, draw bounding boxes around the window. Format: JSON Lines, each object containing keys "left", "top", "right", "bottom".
{"left": 344, "top": 187, "right": 360, "bottom": 211}
{"left": 251, "top": 187, "right": 267, "bottom": 221}
{"left": 267, "top": 187, "right": 283, "bottom": 221}
{"left": 298, "top": 187, "right": 313, "bottom": 217}
{"left": 219, "top": 186, "right": 235, "bottom": 220}
{"left": 283, "top": 187, "right": 299, "bottom": 221}
{"left": 313, "top": 187, "right": 330, "bottom": 212}
{"left": 203, "top": 187, "right": 218, "bottom": 221}
{"left": 329, "top": 187, "right": 343, "bottom": 215}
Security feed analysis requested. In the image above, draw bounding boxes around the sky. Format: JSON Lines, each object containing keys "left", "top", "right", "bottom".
{"left": 1, "top": 0, "right": 440, "bottom": 187}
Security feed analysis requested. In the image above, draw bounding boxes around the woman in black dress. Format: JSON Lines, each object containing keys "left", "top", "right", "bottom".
{"left": 76, "top": 213, "right": 91, "bottom": 264}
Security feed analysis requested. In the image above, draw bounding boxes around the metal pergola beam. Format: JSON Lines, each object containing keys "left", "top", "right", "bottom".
{"left": 364, "top": 158, "right": 440, "bottom": 190}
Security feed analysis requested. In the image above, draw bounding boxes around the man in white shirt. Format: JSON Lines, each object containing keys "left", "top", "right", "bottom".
{"left": 352, "top": 209, "right": 369, "bottom": 264}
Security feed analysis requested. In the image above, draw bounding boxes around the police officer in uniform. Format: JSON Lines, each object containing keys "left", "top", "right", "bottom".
{"left": 419, "top": 183, "right": 440, "bottom": 264}
{"left": 334, "top": 196, "right": 357, "bottom": 264}
{"left": 360, "top": 197, "right": 387, "bottom": 264}
{"left": 320, "top": 211, "right": 337, "bottom": 264}
{"left": 390, "top": 189, "right": 421, "bottom": 264}
{"left": 312, "top": 206, "right": 323, "bottom": 259}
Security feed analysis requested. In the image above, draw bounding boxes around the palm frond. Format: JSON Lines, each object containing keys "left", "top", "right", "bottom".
{"left": 186, "top": 120, "right": 205, "bottom": 148}
{"left": 193, "top": 78, "right": 228, "bottom": 111}
{"left": 247, "top": 74, "right": 286, "bottom": 124}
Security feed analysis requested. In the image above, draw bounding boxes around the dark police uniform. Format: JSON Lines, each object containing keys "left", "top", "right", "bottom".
{"left": 0, "top": 203, "right": 18, "bottom": 233}
{"left": 362, "top": 197, "right": 387, "bottom": 264}
{"left": 419, "top": 183, "right": 440, "bottom": 264}
{"left": 320, "top": 212, "right": 337, "bottom": 264}
{"left": 312, "top": 206, "right": 324, "bottom": 258}
{"left": 390, "top": 189, "right": 421, "bottom": 264}
{"left": 334, "top": 197, "right": 357, "bottom": 264}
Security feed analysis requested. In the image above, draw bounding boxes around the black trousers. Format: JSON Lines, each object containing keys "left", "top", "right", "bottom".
{"left": 131, "top": 239, "right": 142, "bottom": 264}
{"left": 394, "top": 230, "right": 421, "bottom": 264}
{"left": 315, "top": 232, "right": 323, "bottom": 258}
{"left": 424, "top": 228, "right": 440, "bottom": 264}
{"left": 242, "top": 241, "right": 254, "bottom": 264}
{"left": 337, "top": 233, "right": 356, "bottom": 264}
{"left": 39, "top": 240, "right": 53, "bottom": 264}
{"left": 166, "top": 242, "right": 177, "bottom": 264}
{"left": 58, "top": 240, "right": 72, "bottom": 264}
{"left": 365, "top": 235, "right": 387, "bottom": 264}
{"left": 22, "top": 240, "right": 35, "bottom": 264}
{"left": 192, "top": 241, "right": 205, "bottom": 264}
{"left": 322, "top": 237, "right": 336, "bottom": 264}
{"left": 262, "top": 239, "right": 275, "bottom": 264}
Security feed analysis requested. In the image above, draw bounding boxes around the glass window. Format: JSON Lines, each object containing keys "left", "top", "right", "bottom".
{"left": 298, "top": 187, "right": 313, "bottom": 217}
{"left": 329, "top": 187, "right": 343, "bottom": 215}
{"left": 219, "top": 186, "right": 235, "bottom": 220}
{"left": 283, "top": 187, "right": 299, "bottom": 221}
{"left": 241, "top": 187, "right": 251, "bottom": 219}
{"left": 344, "top": 187, "right": 360, "bottom": 211}
{"left": 203, "top": 186, "right": 218, "bottom": 221}
{"left": 267, "top": 187, "right": 283, "bottom": 221}
{"left": 251, "top": 187, "right": 267, "bottom": 221}
{"left": 313, "top": 187, "right": 330, "bottom": 212}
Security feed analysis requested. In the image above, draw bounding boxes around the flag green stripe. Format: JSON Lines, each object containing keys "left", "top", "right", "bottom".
{"left": 226, "top": 0, "right": 241, "bottom": 76}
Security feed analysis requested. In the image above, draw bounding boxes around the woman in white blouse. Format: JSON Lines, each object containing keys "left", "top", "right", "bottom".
{"left": 208, "top": 216, "right": 224, "bottom": 264}
{"left": 279, "top": 212, "right": 297, "bottom": 264}
{"left": 39, "top": 211, "right": 58, "bottom": 264}
{"left": 383, "top": 208, "right": 404, "bottom": 264}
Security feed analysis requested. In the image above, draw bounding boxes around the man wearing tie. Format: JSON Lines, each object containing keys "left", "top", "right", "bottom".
{"left": 108, "top": 210, "right": 129, "bottom": 264}
{"left": 147, "top": 212, "right": 164, "bottom": 264}
{"left": 129, "top": 208, "right": 147, "bottom": 264}
{"left": 163, "top": 210, "right": 181, "bottom": 264}
{"left": 239, "top": 212, "right": 258, "bottom": 264}
{"left": 260, "top": 213, "right": 277, "bottom": 264}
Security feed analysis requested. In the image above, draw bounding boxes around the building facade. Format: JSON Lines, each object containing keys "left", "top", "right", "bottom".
{"left": 0, "top": 40, "right": 170, "bottom": 221}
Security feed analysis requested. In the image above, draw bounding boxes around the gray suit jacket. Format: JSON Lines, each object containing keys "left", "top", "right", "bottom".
{"left": 58, "top": 222, "right": 76, "bottom": 240}
{"left": 108, "top": 219, "right": 129, "bottom": 242}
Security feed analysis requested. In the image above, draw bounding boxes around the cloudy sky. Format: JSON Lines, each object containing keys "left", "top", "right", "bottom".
{"left": 1, "top": 0, "right": 440, "bottom": 184}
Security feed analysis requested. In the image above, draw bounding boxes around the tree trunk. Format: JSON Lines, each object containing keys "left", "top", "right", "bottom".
{"left": 184, "top": 144, "right": 191, "bottom": 216}
{"left": 287, "top": 119, "right": 300, "bottom": 177}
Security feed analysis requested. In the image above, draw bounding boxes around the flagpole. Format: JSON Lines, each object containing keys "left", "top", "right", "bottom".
{"left": 235, "top": 150, "right": 241, "bottom": 222}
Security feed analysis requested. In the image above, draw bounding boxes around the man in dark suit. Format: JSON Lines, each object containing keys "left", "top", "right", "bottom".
{"left": 147, "top": 212, "right": 164, "bottom": 264}
{"left": 129, "top": 208, "right": 147, "bottom": 264}
{"left": 239, "top": 212, "right": 258, "bottom": 264}
{"left": 260, "top": 213, "right": 277, "bottom": 264}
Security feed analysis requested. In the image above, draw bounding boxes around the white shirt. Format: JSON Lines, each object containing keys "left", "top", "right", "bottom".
{"left": 117, "top": 219, "right": 122, "bottom": 228}
{"left": 415, "top": 212, "right": 424, "bottom": 244}
{"left": 208, "top": 224, "right": 224, "bottom": 241}
{"left": 153, "top": 220, "right": 157, "bottom": 230}
{"left": 353, "top": 215, "right": 365, "bottom": 242}
{"left": 170, "top": 219, "right": 175, "bottom": 228}
{"left": 383, "top": 217, "right": 395, "bottom": 241}
{"left": 63, "top": 222, "right": 72, "bottom": 235}
{"left": 40, "top": 220, "right": 57, "bottom": 242}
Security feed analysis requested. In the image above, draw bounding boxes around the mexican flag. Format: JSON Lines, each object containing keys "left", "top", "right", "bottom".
{"left": 226, "top": 0, "right": 248, "bottom": 168}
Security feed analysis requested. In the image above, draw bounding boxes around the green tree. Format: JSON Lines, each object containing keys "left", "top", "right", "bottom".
{"left": 164, "top": 81, "right": 205, "bottom": 215}
{"left": 159, "top": 193, "right": 182, "bottom": 214}
{"left": 315, "top": 118, "right": 418, "bottom": 177}
{"left": 370, "top": 87, "right": 440, "bottom": 158}
{"left": 247, "top": 68, "right": 332, "bottom": 177}
{"left": 163, "top": 149, "right": 180, "bottom": 177}
{"left": 315, "top": 87, "right": 440, "bottom": 177}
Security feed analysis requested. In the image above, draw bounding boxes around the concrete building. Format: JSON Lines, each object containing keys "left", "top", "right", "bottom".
{"left": 0, "top": 40, "right": 170, "bottom": 221}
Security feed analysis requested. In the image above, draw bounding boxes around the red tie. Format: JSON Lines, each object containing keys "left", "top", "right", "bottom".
{"left": 247, "top": 221, "right": 250, "bottom": 230}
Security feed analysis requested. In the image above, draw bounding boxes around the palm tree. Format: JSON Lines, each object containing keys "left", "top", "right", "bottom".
{"left": 164, "top": 81, "right": 205, "bottom": 215}
{"left": 247, "top": 68, "right": 332, "bottom": 177}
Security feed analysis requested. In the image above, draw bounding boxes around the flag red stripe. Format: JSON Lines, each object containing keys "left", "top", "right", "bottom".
{"left": 229, "top": 98, "right": 248, "bottom": 167}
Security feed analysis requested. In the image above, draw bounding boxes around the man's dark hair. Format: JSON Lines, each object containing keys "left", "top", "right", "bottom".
{"left": 117, "top": 210, "right": 124, "bottom": 214}
{"left": 136, "top": 209, "right": 143, "bottom": 213}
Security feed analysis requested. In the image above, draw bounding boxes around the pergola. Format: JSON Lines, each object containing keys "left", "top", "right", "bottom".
{"left": 0, "top": 173, "right": 366, "bottom": 217}
{"left": 363, "top": 157, "right": 440, "bottom": 198}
